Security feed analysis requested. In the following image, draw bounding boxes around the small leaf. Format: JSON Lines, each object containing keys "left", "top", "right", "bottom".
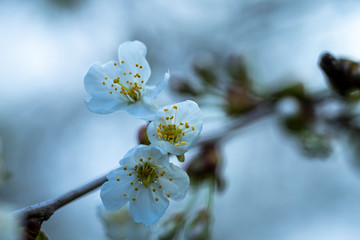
{"left": 35, "top": 230, "right": 49, "bottom": 240}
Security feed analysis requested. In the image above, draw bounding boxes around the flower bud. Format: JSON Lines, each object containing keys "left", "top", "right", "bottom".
{"left": 186, "top": 142, "right": 224, "bottom": 191}
{"left": 168, "top": 74, "right": 201, "bottom": 96}
{"left": 225, "top": 53, "right": 250, "bottom": 87}
{"left": 319, "top": 52, "right": 360, "bottom": 98}
{"left": 137, "top": 124, "right": 150, "bottom": 145}
{"left": 225, "top": 87, "right": 255, "bottom": 116}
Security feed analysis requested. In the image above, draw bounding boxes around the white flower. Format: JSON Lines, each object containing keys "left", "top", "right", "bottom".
{"left": 100, "top": 145, "right": 190, "bottom": 226}
{"left": 147, "top": 100, "right": 203, "bottom": 155}
{"left": 98, "top": 205, "right": 150, "bottom": 240}
{"left": 0, "top": 205, "right": 20, "bottom": 240}
{"left": 84, "top": 41, "right": 169, "bottom": 120}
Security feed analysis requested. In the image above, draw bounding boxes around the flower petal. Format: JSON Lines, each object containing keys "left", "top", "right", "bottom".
{"left": 144, "top": 71, "right": 170, "bottom": 102}
{"left": 120, "top": 145, "right": 169, "bottom": 168}
{"left": 125, "top": 100, "right": 158, "bottom": 120}
{"left": 118, "top": 41, "right": 151, "bottom": 83}
{"left": 129, "top": 186, "right": 169, "bottom": 226}
{"left": 100, "top": 168, "right": 135, "bottom": 211}
{"left": 84, "top": 62, "right": 129, "bottom": 114}
{"left": 159, "top": 163, "right": 190, "bottom": 200}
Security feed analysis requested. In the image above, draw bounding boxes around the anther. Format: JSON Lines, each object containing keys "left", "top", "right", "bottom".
{"left": 121, "top": 60, "right": 124, "bottom": 64}
{"left": 155, "top": 197, "right": 159, "bottom": 201}
{"left": 152, "top": 188, "right": 156, "bottom": 192}
{"left": 175, "top": 143, "right": 180, "bottom": 146}
{"left": 109, "top": 91, "right": 112, "bottom": 94}
{"left": 105, "top": 77, "right": 108, "bottom": 79}
{"left": 148, "top": 157, "right": 152, "bottom": 160}
{"left": 173, "top": 105, "right": 178, "bottom": 109}
{"left": 181, "top": 141, "right": 187, "bottom": 145}
{"left": 167, "top": 193, "right": 171, "bottom": 197}
{"left": 123, "top": 193, "right": 127, "bottom": 196}
{"left": 123, "top": 73, "right": 126, "bottom": 75}
{"left": 191, "top": 126, "right": 195, "bottom": 130}
{"left": 140, "top": 65, "right": 143, "bottom": 69}
{"left": 169, "top": 177, "right": 173, "bottom": 181}
{"left": 134, "top": 187, "right": 138, "bottom": 191}
{"left": 128, "top": 173, "right": 132, "bottom": 176}
{"left": 102, "top": 81, "right": 105, "bottom": 85}
{"left": 164, "top": 108, "right": 168, "bottom": 112}
{"left": 132, "top": 198, "right": 136, "bottom": 201}
{"left": 139, "top": 158, "right": 143, "bottom": 161}
{"left": 114, "top": 62, "right": 117, "bottom": 66}
{"left": 116, "top": 178, "right": 120, "bottom": 181}
{"left": 130, "top": 182, "right": 134, "bottom": 185}
{"left": 123, "top": 167, "right": 127, "bottom": 170}
{"left": 113, "top": 79, "right": 119, "bottom": 83}
{"left": 158, "top": 185, "right": 162, "bottom": 189}
{"left": 136, "top": 63, "right": 139, "bottom": 67}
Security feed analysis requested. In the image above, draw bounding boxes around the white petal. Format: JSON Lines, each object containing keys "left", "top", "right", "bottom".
{"left": 125, "top": 100, "right": 158, "bottom": 120}
{"left": 118, "top": 41, "right": 151, "bottom": 83}
{"left": 120, "top": 145, "right": 169, "bottom": 168}
{"left": 129, "top": 186, "right": 169, "bottom": 226}
{"left": 84, "top": 62, "right": 129, "bottom": 114}
{"left": 144, "top": 71, "right": 170, "bottom": 101}
{"left": 159, "top": 163, "right": 190, "bottom": 200}
{"left": 100, "top": 168, "right": 134, "bottom": 211}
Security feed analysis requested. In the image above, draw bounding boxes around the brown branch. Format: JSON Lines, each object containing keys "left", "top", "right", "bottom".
{"left": 14, "top": 175, "right": 107, "bottom": 239}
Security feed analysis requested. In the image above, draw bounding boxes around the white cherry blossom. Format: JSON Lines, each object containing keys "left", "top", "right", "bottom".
{"left": 147, "top": 100, "right": 203, "bottom": 155}
{"left": 84, "top": 41, "right": 169, "bottom": 120}
{"left": 101, "top": 145, "right": 190, "bottom": 226}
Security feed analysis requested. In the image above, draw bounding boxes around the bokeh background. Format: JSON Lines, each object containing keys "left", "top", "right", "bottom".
{"left": 1, "top": 0, "right": 360, "bottom": 239}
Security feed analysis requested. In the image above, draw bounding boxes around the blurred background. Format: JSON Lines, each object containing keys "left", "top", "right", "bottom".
{"left": 1, "top": 0, "right": 360, "bottom": 239}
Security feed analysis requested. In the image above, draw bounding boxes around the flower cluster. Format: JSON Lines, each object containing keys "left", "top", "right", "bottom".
{"left": 84, "top": 41, "right": 203, "bottom": 226}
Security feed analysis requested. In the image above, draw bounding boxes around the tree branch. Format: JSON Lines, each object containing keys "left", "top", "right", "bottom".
{"left": 14, "top": 175, "right": 107, "bottom": 220}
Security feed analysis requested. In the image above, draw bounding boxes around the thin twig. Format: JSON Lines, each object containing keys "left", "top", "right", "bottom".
{"left": 14, "top": 175, "right": 107, "bottom": 219}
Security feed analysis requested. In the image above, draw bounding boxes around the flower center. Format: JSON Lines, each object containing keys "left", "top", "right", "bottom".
{"left": 120, "top": 84, "right": 142, "bottom": 102}
{"left": 155, "top": 105, "right": 196, "bottom": 146}
{"left": 157, "top": 123, "right": 183, "bottom": 144}
{"left": 102, "top": 61, "right": 146, "bottom": 103}
{"left": 136, "top": 162, "right": 157, "bottom": 188}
